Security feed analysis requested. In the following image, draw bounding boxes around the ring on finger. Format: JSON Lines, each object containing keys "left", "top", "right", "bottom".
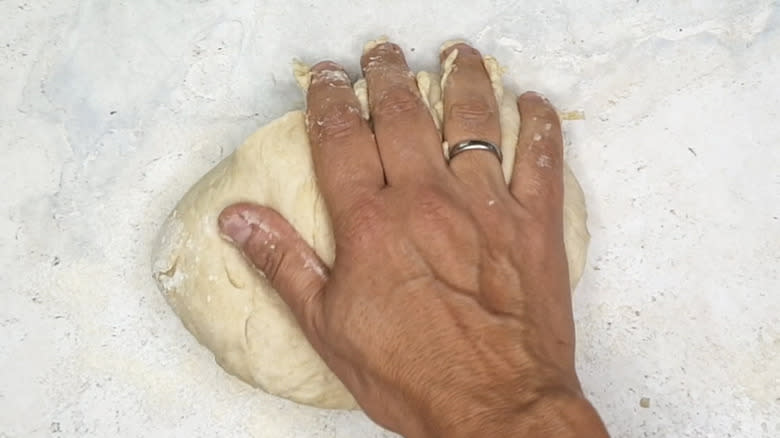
{"left": 448, "top": 139, "right": 503, "bottom": 164}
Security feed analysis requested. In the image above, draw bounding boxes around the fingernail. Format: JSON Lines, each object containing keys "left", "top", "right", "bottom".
{"left": 439, "top": 39, "right": 469, "bottom": 55}
{"left": 218, "top": 211, "right": 253, "bottom": 247}
{"left": 311, "top": 60, "right": 345, "bottom": 73}
{"left": 522, "top": 91, "right": 551, "bottom": 103}
{"left": 363, "top": 36, "right": 389, "bottom": 54}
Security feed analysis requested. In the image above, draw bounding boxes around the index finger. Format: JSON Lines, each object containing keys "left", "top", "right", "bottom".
{"left": 306, "top": 61, "right": 385, "bottom": 226}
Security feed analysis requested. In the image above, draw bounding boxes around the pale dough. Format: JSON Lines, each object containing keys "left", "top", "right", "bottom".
{"left": 151, "top": 51, "right": 590, "bottom": 410}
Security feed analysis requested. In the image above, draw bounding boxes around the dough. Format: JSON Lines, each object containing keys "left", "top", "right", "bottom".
{"left": 151, "top": 50, "right": 590, "bottom": 410}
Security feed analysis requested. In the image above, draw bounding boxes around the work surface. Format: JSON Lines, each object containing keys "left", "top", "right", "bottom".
{"left": 2, "top": 1, "right": 778, "bottom": 436}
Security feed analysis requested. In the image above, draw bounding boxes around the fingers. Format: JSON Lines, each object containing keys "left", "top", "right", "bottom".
{"left": 218, "top": 203, "right": 327, "bottom": 339}
{"left": 440, "top": 43, "right": 504, "bottom": 191}
{"left": 361, "top": 42, "right": 445, "bottom": 185}
{"left": 509, "top": 92, "right": 564, "bottom": 220}
{"left": 306, "top": 61, "right": 385, "bottom": 225}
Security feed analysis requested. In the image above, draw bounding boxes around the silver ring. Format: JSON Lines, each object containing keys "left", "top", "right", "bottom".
{"left": 448, "top": 140, "right": 503, "bottom": 163}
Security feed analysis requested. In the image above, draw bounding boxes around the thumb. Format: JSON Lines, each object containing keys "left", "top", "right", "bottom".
{"left": 218, "top": 203, "right": 327, "bottom": 334}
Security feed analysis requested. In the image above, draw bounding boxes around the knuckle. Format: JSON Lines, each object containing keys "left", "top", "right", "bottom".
{"left": 532, "top": 144, "right": 561, "bottom": 167}
{"left": 519, "top": 172, "right": 563, "bottom": 203}
{"left": 414, "top": 188, "right": 451, "bottom": 220}
{"left": 246, "top": 236, "right": 285, "bottom": 283}
{"left": 373, "top": 89, "right": 421, "bottom": 117}
{"left": 521, "top": 221, "right": 562, "bottom": 259}
{"left": 298, "top": 287, "right": 325, "bottom": 332}
{"left": 408, "top": 187, "right": 483, "bottom": 256}
{"left": 471, "top": 201, "right": 519, "bottom": 243}
{"left": 313, "top": 103, "right": 362, "bottom": 142}
{"left": 529, "top": 106, "right": 560, "bottom": 126}
{"left": 481, "top": 206, "right": 516, "bottom": 233}
{"left": 540, "top": 107, "right": 560, "bottom": 124}
{"left": 448, "top": 99, "right": 495, "bottom": 124}
{"left": 515, "top": 185, "right": 563, "bottom": 227}
{"left": 410, "top": 187, "right": 461, "bottom": 233}
{"left": 264, "top": 251, "right": 287, "bottom": 284}
{"left": 336, "top": 195, "right": 386, "bottom": 242}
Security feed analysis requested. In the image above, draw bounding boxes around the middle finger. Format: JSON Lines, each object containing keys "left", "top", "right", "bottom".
{"left": 361, "top": 41, "right": 445, "bottom": 186}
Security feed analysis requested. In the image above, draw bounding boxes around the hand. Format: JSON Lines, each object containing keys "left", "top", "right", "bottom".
{"left": 218, "top": 41, "right": 608, "bottom": 437}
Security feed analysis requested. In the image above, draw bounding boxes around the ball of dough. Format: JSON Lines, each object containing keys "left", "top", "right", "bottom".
{"left": 151, "top": 64, "right": 590, "bottom": 410}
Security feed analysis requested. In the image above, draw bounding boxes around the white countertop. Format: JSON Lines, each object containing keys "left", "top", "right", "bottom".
{"left": 1, "top": 1, "right": 778, "bottom": 436}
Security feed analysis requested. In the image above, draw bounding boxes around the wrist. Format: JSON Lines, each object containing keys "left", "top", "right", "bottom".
{"left": 512, "top": 394, "right": 609, "bottom": 438}
{"left": 419, "top": 391, "right": 609, "bottom": 438}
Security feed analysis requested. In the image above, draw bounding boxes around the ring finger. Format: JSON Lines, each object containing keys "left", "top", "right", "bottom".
{"left": 440, "top": 43, "right": 505, "bottom": 192}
